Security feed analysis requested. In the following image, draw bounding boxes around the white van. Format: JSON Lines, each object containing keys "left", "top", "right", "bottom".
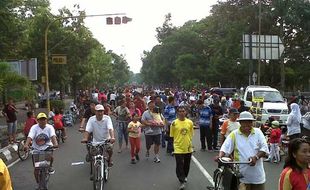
{"left": 243, "top": 85, "right": 289, "bottom": 125}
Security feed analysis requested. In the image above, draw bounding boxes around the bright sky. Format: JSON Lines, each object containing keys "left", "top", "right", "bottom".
{"left": 49, "top": 0, "right": 219, "bottom": 73}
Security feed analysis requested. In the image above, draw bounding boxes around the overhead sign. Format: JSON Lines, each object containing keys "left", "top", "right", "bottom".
{"left": 52, "top": 54, "right": 67, "bottom": 64}
{"left": 242, "top": 34, "right": 285, "bottom": 60}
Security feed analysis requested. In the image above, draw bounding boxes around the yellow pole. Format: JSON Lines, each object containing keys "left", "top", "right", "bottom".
{"left": 44, "top": 23, "right": 51, "bottom": 112}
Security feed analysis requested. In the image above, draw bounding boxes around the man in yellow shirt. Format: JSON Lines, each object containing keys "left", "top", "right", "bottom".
{"left": 0, "top": 158, "right": 13, "bottom": 190}
{"left": 170, "top": 106, "right": 194, "bottom": 190}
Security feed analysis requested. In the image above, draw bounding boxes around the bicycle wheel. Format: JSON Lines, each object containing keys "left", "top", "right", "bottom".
{"left": 17, "top": 139, "right": 29, "bottom": 161}
{"left": 38, "top": 169, "right": 48, "bottom": 190}
{"left": 213, "top": 169, "right": 224, "bottom": 190}
{"left": 93, "top": 163, "right": 104, "bottom": 190}
{"left": 104, "top": 159, "right": 109, "bottom": 182}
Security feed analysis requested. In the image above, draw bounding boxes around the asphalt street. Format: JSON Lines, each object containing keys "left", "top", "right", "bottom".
{"left": 9, "top": 120, "right": 283, "bottom": 190}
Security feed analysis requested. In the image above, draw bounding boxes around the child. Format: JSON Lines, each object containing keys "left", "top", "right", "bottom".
{"left": 128, "top": 112, "right": 142, "bottom": 164}
{"left": 53, "top": 109, "right": 67, "bottom": 139}
{"left": 220, "top": 108, "right": 240, "bottom": 145}
{"left": 265, "top": 120, "right": 281, "bottom": 163}
{"left": 23, "top": 111, "right": 37, "bottom": 137}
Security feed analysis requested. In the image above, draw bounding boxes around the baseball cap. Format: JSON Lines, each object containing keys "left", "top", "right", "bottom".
{"left": 237, "top": 111, "right": 256, "bottom": 121}
{"left": 37, "top": 112, "right": 47, "bottom": 119}
{"left": 95, "top": 104, "right": 105, "bottom": 111}
{"left": 229, "top": 108, "right": 239, "bottom": 114}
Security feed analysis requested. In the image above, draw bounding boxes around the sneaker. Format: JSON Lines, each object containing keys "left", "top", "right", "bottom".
{"left": 145, "top": 151, "right": 150, "bottom": 158}
{"left": 48, "top": 167, "right": 55, "bottom": 174}
{"left": 131, "top": 159, "right": 136, "bottom": 164}
{"left": 184, "top": 177, "right": 188, "bottom": 182}
{"left": 213, "top": 147, "right": 220, "bottom": 151}
{"left": 135, "top": 154, "right": 140, "bottom": 161}
{"left": 179, "top": 182, "right": 186, "bottom": 190}
{"left": 154, "top": 157, "right": 160, "bottom": 163}
{"left": 264, "top": 158, "right": 270, "bottom": 162}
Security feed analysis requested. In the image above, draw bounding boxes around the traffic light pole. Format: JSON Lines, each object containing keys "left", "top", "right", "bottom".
{"left": 44, "top": 13, "right": 126, "bottom": 112}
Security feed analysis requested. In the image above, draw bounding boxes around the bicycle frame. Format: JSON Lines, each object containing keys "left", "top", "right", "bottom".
{"left": 87, "top": 141, "right": 110, "bottom": 190}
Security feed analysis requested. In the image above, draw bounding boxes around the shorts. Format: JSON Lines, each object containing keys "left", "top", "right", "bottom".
{"left": 145, "top": 134, "right": 161, "bottom": 150}
{"left": 7, "top": 121, "right": 17, "bottom": 135}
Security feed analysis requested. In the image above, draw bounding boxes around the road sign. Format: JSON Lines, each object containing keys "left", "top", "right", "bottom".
{"left": 52, "top": 54, "right": 67, "bottom": 64}
{"left": 242, "top": 34, "right": 285, "bottom": 60}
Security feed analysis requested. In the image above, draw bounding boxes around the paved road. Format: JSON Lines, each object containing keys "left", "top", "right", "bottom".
{"left": 9, "top": 120, "right": 283, "bottom": 190}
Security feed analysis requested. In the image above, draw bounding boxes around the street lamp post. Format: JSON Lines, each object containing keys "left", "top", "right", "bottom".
{"left": 44, "top": 13, "right": 126, "bottom": 112}
{"left": 257, "top": 0, "right": 262, "bottom": 85}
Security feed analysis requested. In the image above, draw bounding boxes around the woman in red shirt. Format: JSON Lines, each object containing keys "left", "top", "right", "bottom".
{"left": 279, "top": 138, "right": 310, "bottom": 190}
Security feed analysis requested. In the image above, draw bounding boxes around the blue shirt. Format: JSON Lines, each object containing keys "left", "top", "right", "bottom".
{"left": 199, "top": 106, "right": 213, "bottom": 126}
{"left": 163, "top": 104, "right": 176, "bottom": 125}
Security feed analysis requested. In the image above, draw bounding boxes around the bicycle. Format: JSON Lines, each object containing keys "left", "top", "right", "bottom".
{"left": 17, "top": 136, "right": 31, "bottom": 161}
{"left": 207, "top": 157, "right": 251, "bottom": 190}
{"left": 30, "top": 146, "right": 57, "bottom": 190}
{"left": 55, "top": 129, "right": 65, "bottom": 144}
{"left": 84, "top": 140, "right": 111, "bottom": 190}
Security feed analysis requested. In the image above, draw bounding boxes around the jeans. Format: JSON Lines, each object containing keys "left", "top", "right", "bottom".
{"left": 117, "top": 121, "right": 128, "bottom": 147}
{"left": 174, "top": 153, "right": 192, "bottom": 183}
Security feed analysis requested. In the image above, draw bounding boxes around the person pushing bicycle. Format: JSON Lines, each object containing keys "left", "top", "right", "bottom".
{"left": 218, "top": 111, "right": 269, "bottom": 190}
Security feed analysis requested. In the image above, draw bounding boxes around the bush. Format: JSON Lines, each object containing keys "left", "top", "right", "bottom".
{"left": 50, "top": 100, "right": 65, "bottom": 111}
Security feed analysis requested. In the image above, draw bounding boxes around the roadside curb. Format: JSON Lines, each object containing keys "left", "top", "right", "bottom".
{"left": 0, "top": 144, "right": 18, "bottom": 166}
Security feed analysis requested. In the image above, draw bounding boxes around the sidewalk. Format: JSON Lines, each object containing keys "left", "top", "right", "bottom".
{"left": 0, "top": 99, "right": 73, "bottom": 165}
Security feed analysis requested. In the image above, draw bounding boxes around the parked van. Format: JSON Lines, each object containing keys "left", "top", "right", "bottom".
{"left": 242, "top": 85, "right": 289, "bottom": 125}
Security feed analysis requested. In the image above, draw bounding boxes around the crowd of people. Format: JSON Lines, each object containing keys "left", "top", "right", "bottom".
{"left": 1, "top": 86, "right": 310, "bottom": 190}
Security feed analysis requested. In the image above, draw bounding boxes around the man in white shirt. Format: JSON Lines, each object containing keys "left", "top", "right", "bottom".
{"left": 218, "top": 111, "right": 269, "bottom": 190}
{"left": 81, "top": 104, "right": 115, "bottom": 166}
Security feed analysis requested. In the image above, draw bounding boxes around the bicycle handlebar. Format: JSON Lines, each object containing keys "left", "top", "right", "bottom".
{"left": 219, "top": 157, "right": 252, "bottom": 164}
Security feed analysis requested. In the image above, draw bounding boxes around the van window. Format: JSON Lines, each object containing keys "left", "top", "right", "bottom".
{"left": 246, "top": 91, "right": 252, "bottom": 101}
{"left": 253, "top": 91, "right": 284, "bottom": 102}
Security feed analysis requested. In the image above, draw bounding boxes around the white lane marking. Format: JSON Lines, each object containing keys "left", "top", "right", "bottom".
{"left": 71, "top": 161, "right": 85, "bottom": 166}
{"left": 192, "top": 155, "right": 214, "bottom": 186}
{"left": 8, "top": 158, "right": 20, "bottom": 168}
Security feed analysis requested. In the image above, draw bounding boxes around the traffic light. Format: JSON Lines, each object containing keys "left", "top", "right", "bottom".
{"left": 106, "top": 17, "right": 113, "bottom": 25}
{"left": 122, "top": 16, "right": 132, "bottom": 24}
{"left": 114, "top": 16, "right": 121, "bottom": 25}
{"left": 106, "top": 16, "right": 132, "bottom": 25}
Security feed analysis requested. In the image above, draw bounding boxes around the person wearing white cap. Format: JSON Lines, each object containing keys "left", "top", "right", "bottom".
{"left": 218, "top": 111, "right": 269, "bottom": 190}
{"left": 81, "top": 104, "right": 115, "bottom": 166}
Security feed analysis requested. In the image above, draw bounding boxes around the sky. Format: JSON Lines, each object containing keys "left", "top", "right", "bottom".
{"left": 49, "top": 0, "right": 219, "bottom": 73}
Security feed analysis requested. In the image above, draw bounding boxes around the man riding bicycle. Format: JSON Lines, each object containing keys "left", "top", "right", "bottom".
{"left": 24, "top": 112, "right": 58, "bottom": 187}
{"left": 218, "top": 111, "right": 269, "bottom": 190}
{"left": 81, "top": 104, "right": 115, "bottom": 167}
